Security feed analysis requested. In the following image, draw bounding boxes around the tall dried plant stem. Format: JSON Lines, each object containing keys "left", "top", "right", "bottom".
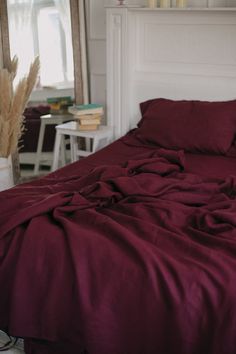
{"left": 0, "top": 69, "right": 11, "bottom": 120}
{"left": 7, "top": 79, "right": 28, "bottom": 157}
{"left": 0, "top": 56, "right": 40, "bottom": 158}
{"left": 9, "top": 56, "right": 18, "bottom": 81}
{"left": 0, "top": 69, "right": 12, "bottom": 157}
{"left": 23, "top": 56, "right": 40, "bottom": 108}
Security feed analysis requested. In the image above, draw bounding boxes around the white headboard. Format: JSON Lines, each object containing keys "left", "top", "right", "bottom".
{"left": 106, "top": 6, "right": 236, "bottom": 139}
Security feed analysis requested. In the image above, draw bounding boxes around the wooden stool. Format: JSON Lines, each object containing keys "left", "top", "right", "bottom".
{"left": 52, "top": 122, "right": 113, "bottom": 171}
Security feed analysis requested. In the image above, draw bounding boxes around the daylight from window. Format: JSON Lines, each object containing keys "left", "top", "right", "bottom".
{"left": 7, "top": 0, "right": 74, "bottom": 89}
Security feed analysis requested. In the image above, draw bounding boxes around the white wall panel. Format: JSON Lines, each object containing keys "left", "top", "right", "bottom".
{"left": 106, "top": 7, "right": 236, "bottom": 137}
{"left": 89, "top": 0, "right": 106, "bottom": 39}
{"left": 137, "top": 19, "right": 236, "bottom": 76}
{"left": 90, "top": 74, "right": 107, "bottom": 122}
{"left": 172, "top": 0, "right": 208, "bottom": 6}
{"left": 87, "top": 0, "right": 106, "bottom": 109}
{"left": 87, "top": 0, "right": 230, "bottom": 107}
{"left": 207, "top": 0, "right": 227, "bottom": 6}
{"left": 90, "top": 74, "right": 106, "bottom": 103}
{"left": 226, "top": 0, "right": 236, "bottom": 6}
{"left": 89, "top": 40, "right": 106, "bottom": 75}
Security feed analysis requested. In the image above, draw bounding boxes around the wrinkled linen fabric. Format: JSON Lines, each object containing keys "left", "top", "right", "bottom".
{"left": 1, "top": 138, "right": 236, "bottom": 354}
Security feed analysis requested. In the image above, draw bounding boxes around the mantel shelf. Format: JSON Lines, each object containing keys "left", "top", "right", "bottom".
{"left": 105, "top": 6, "right": 236, "bottom": 11}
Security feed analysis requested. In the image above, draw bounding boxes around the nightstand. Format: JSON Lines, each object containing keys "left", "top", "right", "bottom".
{"left": 52, "top": 121, "right": 113, "bottom": 171}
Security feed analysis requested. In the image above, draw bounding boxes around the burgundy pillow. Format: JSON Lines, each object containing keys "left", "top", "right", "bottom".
{"left": 226, "top": 140, "right": 236, "bottom": 157}
{"left": 135, "top": 98, "right": 236, "bottom": 154}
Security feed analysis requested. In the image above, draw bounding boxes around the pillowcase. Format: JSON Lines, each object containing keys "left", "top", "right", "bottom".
{"left": 135, "top": 98, "right": 236, "bottom": 154}
{"left": 226, "top": 140, "right": 236, "bottom": 157}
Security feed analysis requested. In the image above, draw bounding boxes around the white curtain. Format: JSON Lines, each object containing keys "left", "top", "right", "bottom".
{"left": 7, "top": 0, "right": 34, "bottom": 82}
{"left": 53, "top": 0, "right": 71, "bottom": 35}
{"left": 53, "top": 0, "right": 74, "bottom": 83}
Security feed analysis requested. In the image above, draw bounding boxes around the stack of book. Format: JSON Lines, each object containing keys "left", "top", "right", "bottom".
{"left": 68, "top": 103, "right": 104, "bottom": 131}
{"left": 47, "top": 96, "right": 73, "bottom": 114}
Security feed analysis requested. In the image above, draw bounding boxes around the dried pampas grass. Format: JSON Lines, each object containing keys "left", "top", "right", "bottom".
{"left": 0, "top": 56, "right": 39, "bottom": 157}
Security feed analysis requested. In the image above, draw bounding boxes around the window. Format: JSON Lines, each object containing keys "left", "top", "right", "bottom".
{"left": 7, "top": 0, "right": 74, "bottom": 89}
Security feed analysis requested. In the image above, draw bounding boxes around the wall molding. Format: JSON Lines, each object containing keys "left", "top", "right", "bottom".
{"left": 106, "top": 8, "right": 131, "bottom": 138}
{"left": 106, "top": 7, "right": 236, "bottom": 137}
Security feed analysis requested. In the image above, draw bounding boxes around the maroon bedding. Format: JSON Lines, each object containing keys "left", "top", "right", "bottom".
{"left": 185, "top": 153, "right": 236, "bottom": 179}
{"left": 1, "top": 132, "right": 236, "bottom": 354}
{"left": 136, "top": 98, "right": 236, "bottom": 154}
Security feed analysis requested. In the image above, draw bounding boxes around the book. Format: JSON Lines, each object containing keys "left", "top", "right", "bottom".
{"left": 77, "top": 123, "right": 98, "bottom": 131}
{"left": 69, "top": 103, "right": 104, "bottom": 116}
{"left": 47, "top": 96, "right": 73, "bottom": 114}
{"left": 79, "top": 117, "right": 101, "bottom": 125}
{"left": 76, "top": 113, "right": 101, "bottom": 120}
{"left": 75, "top": 103, "right": 103, "bottom": 111}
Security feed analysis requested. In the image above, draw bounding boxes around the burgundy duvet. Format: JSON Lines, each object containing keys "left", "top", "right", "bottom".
{"left": 1, "top": 133, "right": 236, "bottom": 354}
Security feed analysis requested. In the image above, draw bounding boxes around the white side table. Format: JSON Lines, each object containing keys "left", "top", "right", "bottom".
{"left": 52, "top": 122, "right": 113, "bottom": 171}
{"left": 34, "top": 114, "right": 72, "bottom": 175}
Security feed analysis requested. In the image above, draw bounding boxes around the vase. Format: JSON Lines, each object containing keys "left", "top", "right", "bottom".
{"left": 0, "top": 156, "right": 14, "bottom": 192}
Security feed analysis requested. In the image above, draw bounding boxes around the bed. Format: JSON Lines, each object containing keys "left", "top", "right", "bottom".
{"left": 1, "top": 5, "right": 236, "bottom": 354}
{"left": 1, "top": 97, "right": 236, "bottom": 354}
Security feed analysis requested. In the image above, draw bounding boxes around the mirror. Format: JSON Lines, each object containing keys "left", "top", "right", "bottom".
{"left": 7, "top": 0, "right": 75, "bottom": 179}
{"left": 0, "top": 0, "right": 87, "bottom": 183}
{"left": 7, "top": 0, "right": 74, "bottom": 90}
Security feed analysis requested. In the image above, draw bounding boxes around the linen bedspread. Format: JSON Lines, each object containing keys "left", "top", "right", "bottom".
{"left": 0, "top": 146, "right": 236, "bottom": 354}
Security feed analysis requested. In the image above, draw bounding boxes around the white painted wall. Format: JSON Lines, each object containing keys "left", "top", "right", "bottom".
{"left": 87, "top": 0, "right": 235, "bottom": 115}
{"left": 107, "top": 6, "right": 236, "bottom": 138}
{"left": 86, "top": 0, "right": 106, "bottom": 118}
